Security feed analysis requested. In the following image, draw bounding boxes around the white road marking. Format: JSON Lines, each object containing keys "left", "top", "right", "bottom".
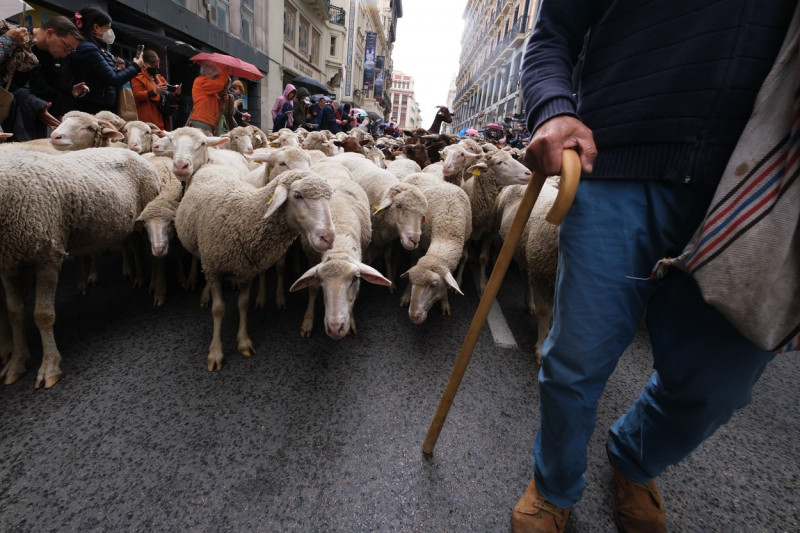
{"left": 470, "top": 265, "right": 518, "bottom": 349}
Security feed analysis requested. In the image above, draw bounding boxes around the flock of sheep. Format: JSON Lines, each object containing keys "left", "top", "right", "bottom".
{"left": 0, "top": 110, "right": 564, "bottom": 388}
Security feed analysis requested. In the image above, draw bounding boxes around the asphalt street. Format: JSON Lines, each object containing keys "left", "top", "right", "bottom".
{"left": 0, "top": 248, "right": 798, "bottom": 532}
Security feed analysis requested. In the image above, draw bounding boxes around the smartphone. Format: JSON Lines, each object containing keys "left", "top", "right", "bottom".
{"left": 135, "top": 44, "right": 144, "bottom": 59}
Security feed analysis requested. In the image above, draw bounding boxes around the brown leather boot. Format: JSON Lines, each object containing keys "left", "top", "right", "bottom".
{"left": 607, "top": 445, "right": 666, "bottom": 532}
{"left": 511, "top": 478, "right": 571, "bottom": 533}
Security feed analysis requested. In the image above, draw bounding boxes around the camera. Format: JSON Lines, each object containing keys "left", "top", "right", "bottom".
{"left": 165, "top": 84, "right": 178, "bottom": 92}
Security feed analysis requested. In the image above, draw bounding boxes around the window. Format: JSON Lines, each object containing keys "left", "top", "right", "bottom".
{"left": 284, "top": 3, "right": 296, "bottom": 44}
{"left": 206, "top": 0, "right": 229, "bottom": 31}
{"left": 311, "top": 29, "right": 321, "bottom": 65}
{"left": 241, "top": 0, "right": 253, "bottom": 44}
{"left": 329, "top": 36, "right": 337, "bottom": 56}
{"left": 298, "top": 17, "right": 309, "bottom": 53}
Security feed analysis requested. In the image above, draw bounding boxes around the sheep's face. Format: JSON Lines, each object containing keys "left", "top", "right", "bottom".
{"left": 136, "top": 200, "right": 177, "bottom": 258}
{"left": 265, "top": 146, "right": 312, "bottom": 180}
{"left": 291, "top": 258, "right": 390, "bottom": 340}
{"left": 282, "top": 175, "right": 335, "bottom": 253}
{"left": 50, "top": 112, "right": 123, "bottom": 150}
{"left": 227, "top": 128, "right": 254, "bottom": 155}
{"left": 442, "top": 145, "right": 481, "bottom": 177}
{"left": 481, "top": 151, "right": 533, "bottom": 186}
{"left": 123, "top": 122, "right": 153, "bottom": 154}
{"left": 168, "top": 128, "right": 229, "bottom": 178}
{"left": 404, "top": 266, "right": 448, "bottom": 325}
{"left": 382, "top": 187, "right": 427, "bottom": 250}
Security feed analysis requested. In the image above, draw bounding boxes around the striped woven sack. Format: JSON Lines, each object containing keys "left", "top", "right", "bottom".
{"left": 655, "top": 4, "right": 800, "bottom": 353}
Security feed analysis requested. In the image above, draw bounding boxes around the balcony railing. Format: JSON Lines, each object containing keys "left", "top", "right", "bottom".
{"left": 328, "top": 4, "right": 345, "bottom": 25}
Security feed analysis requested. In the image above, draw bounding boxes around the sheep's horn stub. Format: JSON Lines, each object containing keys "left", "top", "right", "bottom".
{"left": 546, "top": 149, "right": 581, "bottom": 226}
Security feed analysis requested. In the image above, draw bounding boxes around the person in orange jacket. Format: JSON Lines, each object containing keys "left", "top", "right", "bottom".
{"left": 186, "top": 61, "right": 228, "bottom": 134}
{"left": 131, "top": 49, "right": 181, "bottom": 131}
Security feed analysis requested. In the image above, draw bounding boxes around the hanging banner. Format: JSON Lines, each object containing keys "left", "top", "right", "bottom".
{"left": 374, "top": 55, "right": 385, "bottom": 99}
{"left": 363, "top": 31, "right": 376, "bottom": 90}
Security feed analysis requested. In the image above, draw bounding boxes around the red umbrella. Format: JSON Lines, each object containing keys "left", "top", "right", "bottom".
{"left": 189, "top": 52, "right": 263, "bottom": 81}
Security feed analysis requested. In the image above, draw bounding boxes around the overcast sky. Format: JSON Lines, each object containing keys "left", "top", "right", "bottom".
{"left": 391, "top": 0, "right": 467, "bottom": 126}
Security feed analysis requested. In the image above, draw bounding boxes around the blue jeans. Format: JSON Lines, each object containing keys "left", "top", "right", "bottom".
{"left": 533, "top": 179, "right": 774, "bottom": 508}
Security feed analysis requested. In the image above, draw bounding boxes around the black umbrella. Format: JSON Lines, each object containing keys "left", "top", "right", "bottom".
{"left": 291, "top": 76, "right": 330, "bottom": 95}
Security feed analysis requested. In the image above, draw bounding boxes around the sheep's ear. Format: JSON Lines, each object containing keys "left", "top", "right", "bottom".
{"left": 289, "top": 265, "right": 319, "bottom": 292}
{"left": 101, "top": 127, "right": 125, "bottom": 142}
{"left": 207, "top": 136, "right": 230, "bottom": 147}
{"left": 0, "top": 132, "right": 13, "bottom": 138}
{"left": 358, "top": 263, "right": 392, "bottom": 287}
{"left": 444, "top": 271, "right": 463, "bottom": 295}
{"left": 465, "top": 151, "right": 482, "bottom": 161}
{"left": 400, "top": 269, "right": 410, "bottom": 279}
{"left": 333, "top": 140, "right": 344, "bottom": 147}
{"left": 373, "top": 196, "right": 393, "bottom": 215}
{"left": 247, "top": 152, "right": 272, "bottom": 163}
{"left": 466, "top": 161, "right": 488, "bottom": 174}
{"left": 264, "top": 184, "right": 289, "bottom": 219}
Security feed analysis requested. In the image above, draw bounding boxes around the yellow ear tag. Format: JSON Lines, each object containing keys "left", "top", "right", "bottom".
{"left": 374, "top": 205, "right": 380, "bottom": 211}
{"left": 472, "top": 169, "right": 481, "bottom": 177}
{"left": 268, "top": 194, "right": 275, "bottom": 205}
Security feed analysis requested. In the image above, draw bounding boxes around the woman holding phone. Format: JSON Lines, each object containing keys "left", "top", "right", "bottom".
{"left": 70, "top": 6, "right": 143, "bottom": 114}
{"left": 131, "top": 49, "right": 181, "bottom": 130}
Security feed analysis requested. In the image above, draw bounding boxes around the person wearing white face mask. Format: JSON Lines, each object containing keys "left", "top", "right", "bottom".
{"left": 70, "top": 6, "right": 143, "bottom": 114}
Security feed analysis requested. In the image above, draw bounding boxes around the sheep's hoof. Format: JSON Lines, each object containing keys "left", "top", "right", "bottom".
{"left": 207, "top": 358, "right": 222, "bottom": 372}
{"left": 3, "top": 370, "right": 25, "bottom": 385}
{"left": 254, "top": 297, "right": 266, "bottom": 310}
{"left": 300, "top": 327, "right": 313, "bottom": 338}
{"left": 153, "top": 297, "right": 165, "bottom": 307}
{"left": 238, "top": 342, "right": 255, "bottom": 357}
{"left": 275, "top": 296, "right": 286, "bottom": 310}
{"left": 35, "top": 372, "right": 62, "bottom": 389}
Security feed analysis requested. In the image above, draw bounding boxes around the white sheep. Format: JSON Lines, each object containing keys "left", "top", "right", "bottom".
{"left": 49, "top": 111, "right": 125, "bottom": 150}
{"left": 385, "top": 159, "right": 421, "bottom": 180}
{"left": 458, "top": 149, "right": 532, "bottom": 293}
{"left": 302, "top": 130, "right": 338, "bottom": 156}
{"left": 290, "top": 160, "right": 390, "bottom": 338}
{"left": 95, "top": 110, "right": 126, "bottom": 131}
{"left": 223, "top": 126, "right": 256, "bottom": 155}
{"left": 399, "top": 172, "right": 472, "bottom": 324}
{"left": 121, "top": 120, "right": 157, "bottom": 154}
{"left": 269, "top": 128, "right": 301, "bottom": 147}
{"left": 492, "top": 180, "right": 560, "bottom": 364}
{"left": 174, "top": 167, "right": 335, "bottom": 371}
{"left": 328, "top": 152, "right": 429, "bottom": 292}
{"left": 154, "top": 127, "right": 232, "bottom": 180}
{"left": 0, "top": 148, "right": 161, "bottom": 388}
{"left": 441, "top": 143, "right": 483, "bottom": 185}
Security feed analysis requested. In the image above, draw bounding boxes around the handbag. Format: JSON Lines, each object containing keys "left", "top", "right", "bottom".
{"left": 116, "top": 82, "right": 138, "bottom": 121}
{"left": 655, "top": 4, "right": 800, "bottom": 353}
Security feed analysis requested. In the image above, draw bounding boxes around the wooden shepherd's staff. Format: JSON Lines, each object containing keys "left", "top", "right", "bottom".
{"left": 422, "top": 149, "right": 582, "bottom": 455}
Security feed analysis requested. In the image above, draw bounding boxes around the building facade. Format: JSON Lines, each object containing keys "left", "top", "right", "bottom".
{"left": 452, "top": 0, "right": 538, "bottom": 134}
{"left": 16, "top": 0, "right": 402, "bottom": 131}
{"left": 388, "top": 71, "right": 421, "bottom": 131}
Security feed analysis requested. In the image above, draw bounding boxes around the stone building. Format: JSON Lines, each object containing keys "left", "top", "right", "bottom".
{"left": 18, "top": 0, "right": 401, "bottom": 130}
{"left": 452, "top": 0, "right": 538, "bottom": 133}
{"left": 388, "top": 71, "right": 421, "bottom": 131}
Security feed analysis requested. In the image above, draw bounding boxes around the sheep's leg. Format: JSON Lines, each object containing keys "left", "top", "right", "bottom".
{"left": 74, "top": 255, "right": 88, "bottom": 296}
{"left": 382, "top": 245, "right": 396, "bottom": 294}
{"left": 531, "top": 280, "right": 554, "bottom": 366}
{"left": 121, "top": 243, "right": 133, "bottom": 280}
{"left": 236, "top": 281, "right": 255, "bottom": 356}
{"left": 151, "top": 256, "right": 167, "bottom": 307}
{"left": 207, "top": 276, "right": 225, "bottom": 371}
{"left": 440, "top": 290, "right": 451, "bottom": 316}
{"left": 33, "top": 264, "right": 62, "bottom": 388}
{"left": 175, "top": 243, "right": 188, "bottom": 288}
{"left": 275, "top": 253, "right": 287, "bottom": 309}
{"left": 455, "top": 245, "right": 469, "bottom": 289}
{"left": 521, "top": 266, "right": 535, "bottom": 315}
{"left": 300, "top": 285, "right": 319, "bottom": 337}
{"left": 0, "top": 282, "right": 12, "bottom": 365}
{"left": 200, "top": 279, "right": 211, "bottom": 309}
{"left": 478, "top": 235, "right": 492, "bottom": 295}
{"left": 87, "top": 253, "right": 100, "bottom": 286}
{"left": 186, "top": 256, "right": 200, "bottom": 291}
{"left": 0, "top": 274, "right": 30, "bottom": 384}
{"left": 255, "top": 271, "right": 267, "bottom": 309}
{"left": 129, "top": 234, "right": 147, "bottom": 289}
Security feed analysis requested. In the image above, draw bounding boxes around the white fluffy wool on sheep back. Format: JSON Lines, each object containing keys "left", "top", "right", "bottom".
{"left": 175, "top": 166, "right": 335, "bottom": 371}
{"left": 0, "top": 148, "right": 161, "bottom": 388}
